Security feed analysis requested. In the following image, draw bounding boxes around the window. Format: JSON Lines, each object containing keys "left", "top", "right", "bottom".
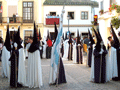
{"left": 68, "top": 12, "right": 74, "bottom": 19}
{"left": 81, "top": 12, "right": 88, "bottom": 20}
{"left": 24, "top": 30, "right": 33, "bottom": 40}
{"left": 50, "top": 12, "right": 56, "bottom": 16}
{"left": 23, "top": 2, "right": 33, "bottom": 23}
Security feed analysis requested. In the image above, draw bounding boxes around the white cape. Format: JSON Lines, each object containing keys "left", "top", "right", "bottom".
{"left": 49, "top": 46, "right": 56, "bottom": 84}
{"left": 18, "top": 48, "right": 26, "bottom": 86}
{"left": 27, "top": 50, "right": 43, "bottom": 88}
{"left": 73, "top": 43, "right": 77, "bottom": 64}
{"left": 90, "top": 44, "right": 95, "bottom": 82}
{"left": 1, "top": 46, "right": 10, "bottom": 79}
{"left": 63, "top": 39, "right": 69, "bottom": 59}
{"left": 106, "top": 47, "right": 118, "bottom": 82}
{"left": 42, "top": 43, "right": 47, "bottom": 58}
{"left": 25, "top": 43, "right": 31, "bottom": 58}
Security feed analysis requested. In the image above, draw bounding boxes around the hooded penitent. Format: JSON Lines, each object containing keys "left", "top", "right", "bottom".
{"left": 77, "top": 30, "right": 81, "bottom": 45}
{"left": 39, "top": 29, "right": 42, "bottom": 40}
{"left": 88, "top": 29, "right": 95, "bottom": 45}
{"left": 28, "top": 22, "right": 39, "bottom": 53}
{"left": 16, "top": 26, "right": 23, "bottom": 50}
{"left": 62, "top": 34, "right": 64, "bottom": 40}
{"left": 111, "top": 25, "right": 119, "bottom": 49}
{"left": 93, "top": 28, "right": 102, "bottom": 52}
{"left": 68, "top": 32, "right": 73, "bottom": 44}
{"left": 4, "top": 25, "right": 11, "bottom": 52}
{"left": 53, "top": 22, "right": 58, "bottom": 45}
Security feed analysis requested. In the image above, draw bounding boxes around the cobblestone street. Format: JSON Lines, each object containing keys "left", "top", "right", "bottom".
{"left": 0, "top": 55, "right": 120, "bottom": 90}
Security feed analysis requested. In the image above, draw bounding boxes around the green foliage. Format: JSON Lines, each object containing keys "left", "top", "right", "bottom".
{"left": 110, "top": 3, "right": 118, "bottom": 10}
{"left": 111, "top": 16, "right": 120, "bottom": 29}
{"left": 117, "top": 6, "right": 120, "bottom": 13}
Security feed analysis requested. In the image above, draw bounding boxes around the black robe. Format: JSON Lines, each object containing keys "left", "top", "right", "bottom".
{"left": 76, "top": 43, "right": 83, "bottom": 64}
{"left": 61, "top": 42, "right": 64, "bottom": 57}
{"left": 9, "top": 49, "right": 22, "bottom": 87}
{"left": 76, "top": 44, "right": 80, "bottom": 64}
{"left": 55, "top": 57, "right": 67, "bottom": 84}
{"left": 88, "top": 44, "right": 93, "bottom": 67}
{"left": 68, "top": 43, "right": 73, "bottom": 60}
{"left": 93, "top": 48, "right": 107, "bottom": 83}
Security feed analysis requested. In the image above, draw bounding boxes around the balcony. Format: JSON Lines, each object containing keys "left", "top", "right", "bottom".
{"left": 0, "top": 17, "right": 33, "bottom": 24}
{"left": 46, "top": 17, "right": 59, "bottom": 25}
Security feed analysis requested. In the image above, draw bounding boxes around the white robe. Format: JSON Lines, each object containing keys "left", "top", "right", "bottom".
{"left": 18, "top": 48, "right": 27, "bottom": 86}
{"left": 106, "top": 47, "right": 118, "bottom": 82}
{"left": 49, "top": 46, "right": 55, "bottom": 84}
{"left": 90, "top": 44, "right": 95, "bottom": 82}
{"left": 25, "top": 43, "right": 31, "bottom": 58}
{"left": 27, "top": 50, "right": 43, "bottom": 88}
{"left": 1, "top": 46, "right": 11, "bottom": 79}
{"left": 73, "top": 43, "right": 77, "bottom": 64}
{"left": 63, "top": 39, "right": 69, "bottom": 59}
{"left": 42, "top": 43, "right": 47, "bottom": 58}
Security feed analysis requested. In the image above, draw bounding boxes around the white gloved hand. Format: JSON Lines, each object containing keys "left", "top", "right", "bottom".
{"left": 78, "top": 44, "right": 80, "bottom": 46}
{"left": 99, "top": 48, "right": 104, "bottom": 54}
{"left": 14, "top": 42, "right": 18, "bottom": 48}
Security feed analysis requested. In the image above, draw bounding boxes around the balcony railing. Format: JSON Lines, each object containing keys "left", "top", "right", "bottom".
{"left": 46, "top": 17, "right": 59, "bottom": 25}
{"left": 0, "top": 17, "right": 33, "bottom": 23}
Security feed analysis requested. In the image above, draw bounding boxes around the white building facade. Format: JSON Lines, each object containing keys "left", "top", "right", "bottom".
{"left": 43, "top": 0, "right": 99, "bottom": 39}
{"left": 98, "top": 0, "right": 120, "bottom": 46}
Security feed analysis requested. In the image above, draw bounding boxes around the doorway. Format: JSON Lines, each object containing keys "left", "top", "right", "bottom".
{"left": 10, "top": 31, "right": 17, "bottom": 40}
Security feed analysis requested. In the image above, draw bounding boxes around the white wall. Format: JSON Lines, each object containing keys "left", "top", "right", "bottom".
{"left": 44, "top": 6, "right": 92, "bottom": 25}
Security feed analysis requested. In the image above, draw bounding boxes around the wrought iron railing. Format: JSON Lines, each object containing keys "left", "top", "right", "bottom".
{"left": 0, "top": 17, "right": 33, "bottom": 23}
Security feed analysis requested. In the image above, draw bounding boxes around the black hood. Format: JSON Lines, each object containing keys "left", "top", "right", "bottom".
{"left": 4, "top": 25, "right": 11, "bottom": 52}
{"left": 88, "top": 29, "right": 95, "bottom": 45}
{"left": 77, "top": 29, "right": 81, "bottom": 45}
{"left": 28, "top": 22, "right": 39, "bottom": 53}
{"left": 111, "top": 25, "right": 119, "bottom": 49}
{"left": 39, "top": 29, "right": 42, "bottom": 40}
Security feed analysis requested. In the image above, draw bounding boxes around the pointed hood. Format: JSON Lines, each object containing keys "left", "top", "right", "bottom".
{"left": 62, "top": 34, "right": 64, "bottom": 40}
{"left": 39, "top": 29, "right": 42, "bottom": 40}
{"left": 88, "top": 29, "right": 95, "bottom": 45}
{"left": 28, "top": 21, "right": 39, "bottom": 53}
{"left": 4, "top": 25, "right": 11, "bottom": 52}
{"left": 46, "top": 29, "right": 50, "bottom": 40}
{"left": 111, "top": 25, "right": 119, "bottom": 49}
{"left": 53, "top": 23, "right": 58, "bottom": 45}
{"left": 54, "top": 22, "right": 58, "bottom": 41}
{"left": 93, "top": 28, "right": 102, "bottom": 52}
{"left": 77, "top": 29, "right": 81, "bottom": 44}
{"left": 16, "top": 26, "right": 23, "bottom": 49}
{"left": 97, "top": 29, "right": 103, "bottom": 41}
{"left": 68, "top": 31, "right": 73, "bottom": 44}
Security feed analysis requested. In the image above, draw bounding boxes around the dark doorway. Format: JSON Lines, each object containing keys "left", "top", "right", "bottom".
{"left": 10, "top": 31, "right": 17, "bottom": 40}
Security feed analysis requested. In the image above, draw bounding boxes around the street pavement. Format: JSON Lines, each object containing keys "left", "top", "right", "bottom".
{"left": 0, "top": 54, "right": 120, "bottom": 90}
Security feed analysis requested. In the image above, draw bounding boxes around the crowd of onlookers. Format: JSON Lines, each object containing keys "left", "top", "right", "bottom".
{"left": 46, "top": 14, "right": 60, "bottom": 18}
